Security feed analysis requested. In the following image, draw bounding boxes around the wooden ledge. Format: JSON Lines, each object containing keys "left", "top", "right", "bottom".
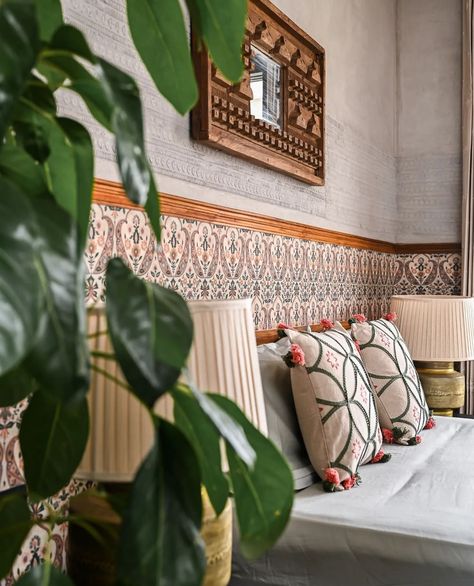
{"left": 93, "top": 178, "right": 461, "bottom": 256}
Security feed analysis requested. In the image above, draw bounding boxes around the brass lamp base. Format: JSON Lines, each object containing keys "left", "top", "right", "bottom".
{"left": 416, "top": 361, "right": 465, "bottom": 417}
{"left": 68, "top": 487, "right": 232, "bottom": 586}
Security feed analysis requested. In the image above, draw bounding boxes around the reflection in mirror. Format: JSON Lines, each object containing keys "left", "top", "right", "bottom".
{"left": 250, "top": 45, "right": 281, "bottom": 129}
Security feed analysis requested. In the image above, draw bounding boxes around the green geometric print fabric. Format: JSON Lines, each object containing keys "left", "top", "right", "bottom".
{"left": 288, "top": 328, "right": 382, "bottom": 484}
{"left": 352, "top": 319, "right": 429, "bottom": 439}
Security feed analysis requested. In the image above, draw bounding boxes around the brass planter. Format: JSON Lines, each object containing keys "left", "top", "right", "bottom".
{"left": 68, "top": 488, "right": 232, "bottom": 586}
{"left": 416, "top": 361, "right": 465, "bottom": 416}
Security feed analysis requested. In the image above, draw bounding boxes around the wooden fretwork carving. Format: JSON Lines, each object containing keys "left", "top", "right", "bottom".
{"left": 191, "top": 0, "right": 325, "bottom": 186}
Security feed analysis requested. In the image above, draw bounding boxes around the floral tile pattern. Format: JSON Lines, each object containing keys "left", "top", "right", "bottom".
{"left": 1, "top": 201, "right": 462, "bottom": 583}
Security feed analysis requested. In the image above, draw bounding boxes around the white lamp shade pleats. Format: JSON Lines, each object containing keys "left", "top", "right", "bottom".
{"left": 77, "top": 298, "right": 265, "bottom": 482}
{"left": 390, "top": 295, "right": 474, "bottom": 362}
{"left": 187, "top": 299, "right": 268, "bottom": 435}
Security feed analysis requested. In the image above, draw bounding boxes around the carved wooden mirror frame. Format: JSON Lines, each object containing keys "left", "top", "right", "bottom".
{"left": 191, "top": 0, "right": 325, "bottom": 185}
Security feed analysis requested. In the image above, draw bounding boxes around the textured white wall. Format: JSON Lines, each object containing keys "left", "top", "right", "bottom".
{"left": 59, "top": 0, "right": 461, "bottom": 244}
{"left": 397, "top": 0, "right": 463, "bottom": 243}
{"left": 59, "top": 0, "right": 399, "bottom": 242}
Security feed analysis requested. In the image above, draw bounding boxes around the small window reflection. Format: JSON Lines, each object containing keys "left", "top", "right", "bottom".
{"left": 250, "top": 45, "right": 281, "bottom": 129}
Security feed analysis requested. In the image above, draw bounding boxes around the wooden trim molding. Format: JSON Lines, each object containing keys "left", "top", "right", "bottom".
{"left": 93, "top": 178, "right": 461, "bottom": 255}
{"left": 256, "top": 321, "right": 351, "bottom": 345}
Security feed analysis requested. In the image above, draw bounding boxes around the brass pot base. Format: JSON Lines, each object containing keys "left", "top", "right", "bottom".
{"left": 416, "top": 361, "right": 465, "bottom": 413}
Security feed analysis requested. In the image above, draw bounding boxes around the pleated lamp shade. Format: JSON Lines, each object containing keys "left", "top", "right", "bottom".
{"left": 390, "top": 295, "right": 474, "bottom": 362}
{"left": 77, "top": 298, "right": 266, "bottom": 482}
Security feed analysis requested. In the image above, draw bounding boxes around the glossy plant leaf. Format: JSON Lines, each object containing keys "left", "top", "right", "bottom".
{"left": 35, "top": 0, "right": 63, "bottom": 42}
{"left": 12, "top": 120, "right": 50, "bottom": 163}
{"left": 39, "top": 55, "right": 112, "bottom": 129}
{"left": 20, "top": 390, "right": 89, "bottom": 500}
{"left": 186, "top": 382, "right": 256, "bottom": 468}
{"left": 127, "top": 0, "right": 198, "bottom": 115}
{"left": 16, "top": 564, "right": 74, "bottom": 585}
{"left": 0, "top": 144, "right": 49, "bottom": 198}
{"left": 0, "top": 364, "right": 36, "bottom": 407}
{"left": 26, "top": 200, "right": 90, "bottom": 401}
{"left": 0, "top": 178, "right": 43, "bottom": 377}
{"left": 0, "top": 492, "right": 33, "bottom": 579}
{"left": 97, "top": 59, "right": 150, "bottom": 206}
{"left": 0, "top": 0, "right": 39, "bottom": 141}
{"left": 211, "top": 395, "right": 294, "bottom": 559}
{"left": 186, "top": 0, "right": 246, "bottom": 82}
{"left": 145, "top": 170, "right": 161, "bottom": 242}
{"left": 118, "top": 419, "right": 205, "bottom": 586}
{"left": 47, "top": 118, "right": 94, "bottom": 249}
{"left": 49, "top": 24, "right": 95, "bottom": 62}
{"left": 172, "top": 384, "right": 229, "bottom": 515}
{"left": 106, "top": 258, "right": 193, "bottom": 407}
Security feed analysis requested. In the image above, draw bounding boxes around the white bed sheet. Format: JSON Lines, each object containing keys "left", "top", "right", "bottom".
{"left": 231, "top": 416, "right": 474, "bottom": 586}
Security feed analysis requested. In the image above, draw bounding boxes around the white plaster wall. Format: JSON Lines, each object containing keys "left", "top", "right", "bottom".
{"left": 59, "top": 0, "right": 399, "bottom": 242}
{"left": 397, "top": 0, "right": 463, "bottom": 243}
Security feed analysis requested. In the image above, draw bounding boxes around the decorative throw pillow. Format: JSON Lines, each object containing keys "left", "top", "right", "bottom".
{"left": 285, "top": 325, "right": 386, "bottom": 492}
{"left": 351, "top": 315, "right": 431, "bottom": 445}
{"left": 257, "top": 338, "right": 317, "bottom": 490}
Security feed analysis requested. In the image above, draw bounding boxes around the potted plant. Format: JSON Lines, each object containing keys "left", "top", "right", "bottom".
{"left": 0, "top": 0, "right": 294, "bottom": 584}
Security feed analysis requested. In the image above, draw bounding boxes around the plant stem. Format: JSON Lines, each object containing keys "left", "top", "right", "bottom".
{"left": 90, "top": 350, "right": 116, "bottom": 361}
{"left": 90, "top": 364, "right": 132, "bottom": 391}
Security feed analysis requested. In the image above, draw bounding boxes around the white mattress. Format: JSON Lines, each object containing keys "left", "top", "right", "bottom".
{"left": 231, "top": 416, "right": 474, "bottom": 586}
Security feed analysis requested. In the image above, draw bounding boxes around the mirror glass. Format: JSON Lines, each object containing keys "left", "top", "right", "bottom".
{"left": 250, "top": 45, "right": 282, "bottom": 129}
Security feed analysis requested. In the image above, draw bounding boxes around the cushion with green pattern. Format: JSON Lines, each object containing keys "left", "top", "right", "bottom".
{"left": 352, "top": 318, "right": 429, "bottom": 444}
{"left": 286, "top": 328, "right": 382, "bottom": 489}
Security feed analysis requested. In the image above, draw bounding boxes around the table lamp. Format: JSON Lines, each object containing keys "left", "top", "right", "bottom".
{"left": 390, "top": 295, "right": 474, "bottom": 416}
{"left": 71, "top": 298, "right": 266, "bottom": 586}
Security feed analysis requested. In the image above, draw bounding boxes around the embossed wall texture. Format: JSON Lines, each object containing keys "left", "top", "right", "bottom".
{"left": 85, "top": 203, "right": 462, "bottom": 329}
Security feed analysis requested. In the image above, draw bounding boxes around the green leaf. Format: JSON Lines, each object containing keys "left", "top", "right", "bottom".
{"left": 48, "top": 118, "right": 94, "bottom": 249}
{"left": 0, "top": 364, "right": 35, "bottom": 407}
{"left": 172, "top": 385, "right": 229, "bottom": 515}
{"left": 96, "top": 59, "right": 150, "bottom": 206}
{"left": 49, "top": 24, "right": 95, "bottom": 62}
{"left": 0, "top": 492, "right": 32, "bottom": 579}
{"left": 0, "top": 177, "right": 43, "bottom": 377}
{"left": 12, "top": 120, "right": 50, "bottom": 163}
{"left": 106, "top": 258, "right": 193, "bottom": 407}
{"left": 0, "top": 0, "right": 39, "bottom": 140}
{"left": 127, "top": 0, "right": 198, "bottom": 115}
{"left": 144, "top": 170, "right": 161, "bottom": 242}
{"left": 211, "top": 395, "right": 294, "bottom": 560}
{"left": 118, "top": 419, "right": 205, "bottom": 586}
{"left": 187, "top": 383, "right": 256, "bottom": 468}
{"left": 0, "top": 144, "right": 49, "bottom": 197}
{"left": 39, "top": 55, "right": 112, "bottom": 129}
{"left": 186, "top": 0, "right": 246, "bottom": 82}
{"left": 20, "top": 391, "right": 89, "bottom": 500}
{"left": 16, "top": 564, "right": 74, "bottom": 585}
{"left": 35, "top": 0, "right": 63, "bottom": 42}
{"left": 26, "top": 199, "right": 90, "bottom": 401}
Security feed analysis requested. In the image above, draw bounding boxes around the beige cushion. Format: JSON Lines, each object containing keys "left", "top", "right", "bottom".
{"left": 352, "top": 319, "right": 429, "bottom": 443}
{"left": 287, "top": 328, "right": 382, "bottom": 486}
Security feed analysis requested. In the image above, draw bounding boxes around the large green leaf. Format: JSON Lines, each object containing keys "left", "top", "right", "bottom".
{"left": 118, "top": 419, "right": 205, "bottom": 586}
{"left": 172, "top": 385, "right": 229, "bottom": 515}
{"left": 47, "top": 118, "right": 94, "bottom": 249}
{"left": 0, "top": 364, "right": 35, "bottom": 407}
{"left": 0, "top": 178, "right": 43, "bottom": 377}
{"left": 0, "top": 143, "right": 49, "bottom": 198}
{"left": 96, "top": 59, "right": 150, "bottom": 206}
{"left": 49, "top": 24, "right": 95, "bottom": 62}
{"left": 0, "top": 0, "right": 39, "bottom": 141}
{"left": 186, "top": 0, "right": 246, "bottom": 82}
{"left": 127, "top": 0, "right": 198, "bottom": 115}
{"left": 26, "top": 199, "right": 90, "bottom": 401}
{"left": 20, "top": 390, "right": 89, "bottom": 500}
{"left": 35, "top": 0, "right": 63, "bottom": 42}
{"left": 145, "top": 170, "right": 161, "bottom": 242}
{"left": 16, "top": 564, "right": 74, "bottom": 585}
{"left": 211, "top": 395, "right": 294, "bottom": 560}
{"left": 0, "top": 492, "right": 33, "bottom": 579}
{"left": 106, "top": 258, "right": 193, "bottom": 407}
